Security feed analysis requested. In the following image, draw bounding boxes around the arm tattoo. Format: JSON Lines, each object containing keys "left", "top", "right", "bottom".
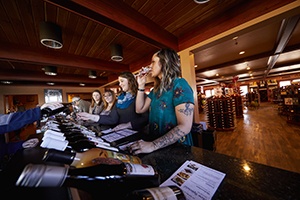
{"left": 178, "top": 103, "right": 193, "bottom": 116}
{"left": 153, "top": 127, "right": 185, "bottom": 150}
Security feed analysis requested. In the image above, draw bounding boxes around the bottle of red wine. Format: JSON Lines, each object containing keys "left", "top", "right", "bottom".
{"left": 125, "top": 185, "right": 186, "bottom": 200}
{"left": 41, "top": 136, "right": 97, "bottom": 152}
{"left": 41, "top": 103, "right": 72, "bottom": 119}
{"left": 16, "top": 158, "right": 160, "bottom": 198}
{"left": 43, "top": 148, "right": 142, "bottom": 168}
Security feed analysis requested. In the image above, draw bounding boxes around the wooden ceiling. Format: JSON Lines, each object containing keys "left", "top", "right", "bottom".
{"left": 0, "top": 0, "right": 299, "bottom": 88}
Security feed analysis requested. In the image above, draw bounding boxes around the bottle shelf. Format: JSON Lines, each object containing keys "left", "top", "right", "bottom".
{"left": 205, "top": 96, "right": 235, "bottom": 131}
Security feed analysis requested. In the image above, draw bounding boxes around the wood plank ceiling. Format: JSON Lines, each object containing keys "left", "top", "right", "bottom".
{"left": 0, "top": 0, "right": 299, "bottom": 88}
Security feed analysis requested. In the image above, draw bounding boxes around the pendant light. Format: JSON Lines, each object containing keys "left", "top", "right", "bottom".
{"left": 88, "top": 70, "right": 97, "bottom": 79}
{"left": 44, "top": 66, "right": 57, "bottom": 76}
{"left": 39, "top": 22, "right": 63, "bottom": 49}
{"left": 110, "top": 44, "right": 123, "bottom": 62}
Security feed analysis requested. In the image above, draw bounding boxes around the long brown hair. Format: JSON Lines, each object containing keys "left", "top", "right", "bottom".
{"left": 102, "top": 89, "right": 116, "bottom": 109}
{"left": 118, "top": 72, "right": 138, "bottom": 95}
{"left": 90, "top": 89, "right": 103, "bottom": 107}
{"left": 153, "top": 48, "right": 181, "bottom": 96}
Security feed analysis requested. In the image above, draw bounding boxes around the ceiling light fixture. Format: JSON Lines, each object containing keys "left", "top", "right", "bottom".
{"left": 44, "top": 66, "right": 57, "bottom": 76}
{"left": 47, "top": 82, "right": 55, "bottom": 85}
{"left": 232, "top": 36, "right": 238, "bottom": 45}
{"left": 193, "top": 0, "right": 210, "bottom": 4}
{"left": 239, "top": 51, "right": 245, "bottom": 55}
{"left": 88, "top": 70, "right": 97, "bottom": 79}
{"left": 1, "top": 81, "right": 12, "bottom": 84}
{"left": 111, "top": 44, "right": 123, "bottom": 62}
{"left": 39, "top": 21, "right": 63, "bottom": 49}
{"left": 79, "top": 83, "right": 85, "bottom": 86}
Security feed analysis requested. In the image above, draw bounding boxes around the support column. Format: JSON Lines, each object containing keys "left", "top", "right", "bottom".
{"left": 179, "top": 50, "right": 200, "bottom": 123}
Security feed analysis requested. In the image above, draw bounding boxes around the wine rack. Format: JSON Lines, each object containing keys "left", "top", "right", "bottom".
{"left": 231, "top": 94, "right": 243, "bottom": 118}
{"left": 206, "top": 96, "right": 235, "bottom": 131}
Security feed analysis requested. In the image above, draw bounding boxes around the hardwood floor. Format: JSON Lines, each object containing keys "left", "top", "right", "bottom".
{"left": 199, "top": 102, "right": 300, "bottom": 174}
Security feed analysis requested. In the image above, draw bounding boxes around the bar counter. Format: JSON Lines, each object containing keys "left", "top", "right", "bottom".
{"left": 1, "top": 142, "right": 299, "bottom": 199}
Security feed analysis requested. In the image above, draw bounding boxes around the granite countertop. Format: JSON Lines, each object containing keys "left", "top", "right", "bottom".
{"left": 140, "top": 143, "right": 300, "bottom": 200}
{"left": 1, "top": 141, "right": 299, "bottom": 199}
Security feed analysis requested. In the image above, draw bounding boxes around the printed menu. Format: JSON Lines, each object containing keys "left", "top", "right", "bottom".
{"left": 160, "top": 160, "right": 226, "bottom": 200}
{"left": 100, "top": 128, "right": 140, "bottom": 147}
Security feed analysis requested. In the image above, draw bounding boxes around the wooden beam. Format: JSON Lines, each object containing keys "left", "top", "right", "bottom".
{"left": 178, "top": 0, "right": 296, "bottom": 50}
{"left": 0, "top": 69, "right": 107, "bottom": 84}
{"left": 0, "top": 43, "right": 129, "bottom": 72}
{"left": 45, "top": 0, "right": 178, "bottom": 50}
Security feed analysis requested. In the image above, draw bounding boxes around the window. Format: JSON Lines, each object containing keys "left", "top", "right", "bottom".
{"left": 44, "top": 89, "right": 63, "bottom": 103}
{"left": 279, "top": 80, "right": 291, "bottom": 87}
{"left": 205, "top": 89, "right": 214, "bottom": 97}
{"left": 240, "top": 85, "right": 248, "bottom": 96}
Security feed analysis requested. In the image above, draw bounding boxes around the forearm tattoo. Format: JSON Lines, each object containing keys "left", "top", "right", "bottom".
{"left": 178, "top": 103, "right": 193, "bottom": 116}
{"left": 153, "top": 126, "right": 185, "bottom": 149}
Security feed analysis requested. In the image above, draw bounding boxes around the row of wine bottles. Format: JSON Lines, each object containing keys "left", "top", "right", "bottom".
{"left": 37, "top": 104, "right": 186, "bottom": 199}
{"left": 17, "top": 151, "right": 185, "bottom": 199}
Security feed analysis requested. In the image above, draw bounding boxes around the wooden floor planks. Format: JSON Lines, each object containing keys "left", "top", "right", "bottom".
{"left": 199, "top": 102, "right": 300, "bottom": 174}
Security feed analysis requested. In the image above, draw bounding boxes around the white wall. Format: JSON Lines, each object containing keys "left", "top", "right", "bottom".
{"left": 0, "top": 85, "right": 99, "bottom": 114}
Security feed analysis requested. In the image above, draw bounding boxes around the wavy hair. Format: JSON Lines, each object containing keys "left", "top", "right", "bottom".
{"left": 153, "top": 48, "right": 181, "bottom": 96}
{"left": 118, "top": 71, "right": 138, "bottom": 95}
{"left": 102, "top": 89, "right": 117, "bottom": 109}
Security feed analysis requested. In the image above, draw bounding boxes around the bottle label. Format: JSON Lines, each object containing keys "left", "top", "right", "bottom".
{"left": 46, "top": 103, "right": 64, "bottom": 111}
{"left": 146, "top": 187, "right": 177, "bottom": 200}
{"left": 125, "top": 163, "right": 155, "bottom": 175}
{"left": 40, "top": 137, "right": 68, "bottom": 151}
{"left": 109, "top": 151, "right": 141, "bottom": 164}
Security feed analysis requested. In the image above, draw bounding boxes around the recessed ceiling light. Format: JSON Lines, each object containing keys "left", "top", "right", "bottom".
{"left": 216, "top": 73, "right": 219, "bottom": 76}
{"left": 47, "top": 82, "right": 55, "bottom": 85}
{"left": 239, "top": 51, "right": 245, "bottom": 55}
{"left": 79, "top": 83, "right": 85, "bottom": 86}
{"left": 1, "top": 81, "right": 12, "bottom": 84}
{"left": 194, "top": 65, "right": 198, "bottom": 68}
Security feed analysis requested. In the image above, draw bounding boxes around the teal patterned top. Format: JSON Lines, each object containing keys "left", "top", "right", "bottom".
{"left": 148, "top": 78, "right": 194, "bottom": 145}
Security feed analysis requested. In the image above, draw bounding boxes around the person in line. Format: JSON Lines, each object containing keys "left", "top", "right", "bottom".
{"left": 77, "top": 72, "right": 149, "bottom": 132}
{"left": 0, "top": 107, "right": 41, "bottom": 134}
{"left": 89, "top": 90, "right": 104, "bottom": 115}
{"left": 130, "top": 48, "right": 195, "bottom": 155}
{"left": 0, "top": 102, "right": 64, "bottom": 134}
{"left": 100, "top": 89, "right": 117, "bottom": 116}
{"left": 95, "top": 89, "right": 117, "bottom": 132}
{"left": 72, "top": 96, "right": 91, "bottom": 113}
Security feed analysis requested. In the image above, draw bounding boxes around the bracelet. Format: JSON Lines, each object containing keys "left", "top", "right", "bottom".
{"left": 138, "top": 88, "right": 145, "bottom": 92}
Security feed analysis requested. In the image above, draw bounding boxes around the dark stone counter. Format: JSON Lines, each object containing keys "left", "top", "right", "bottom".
{"left": 1, "top": 142, "right": 299, "bottom": 199}
{"left": 140, "top": 143, "right": 300, "bottom": 200}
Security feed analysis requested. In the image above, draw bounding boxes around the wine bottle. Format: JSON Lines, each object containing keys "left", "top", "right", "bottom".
{"left": 16, "top": 158, "right": 160, "bottom": 197}
{"left": 41, "top": 103, "right": 72, "bottom": 118}
{"left": 42, "top": 130, "right": 118, "bottom": 152}
{"left": 125, "top": 186, "right": 186, "bottom": 200}
{"left": 41, "top": 136, "right": 97, "bottom": 152}
{"left": 43, "top": 148, "right": 142, "bottom": 167}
